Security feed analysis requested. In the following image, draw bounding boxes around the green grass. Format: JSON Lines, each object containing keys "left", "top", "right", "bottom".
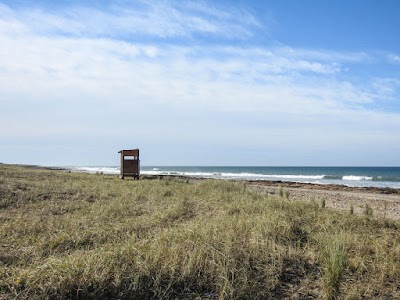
{"left": 319, "top": 233, "right": 346, "bottom": 300}
{"left": 1, "top": 165, "right": 400, "bottom": 299}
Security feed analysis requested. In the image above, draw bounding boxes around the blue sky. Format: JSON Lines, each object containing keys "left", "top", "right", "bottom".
{"left": 1, "top": 0, "right": 400, "bottom": 166}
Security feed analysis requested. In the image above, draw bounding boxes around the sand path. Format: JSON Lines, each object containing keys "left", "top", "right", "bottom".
{"left": 249, "top": 184, "right": 400, "bottom": 220}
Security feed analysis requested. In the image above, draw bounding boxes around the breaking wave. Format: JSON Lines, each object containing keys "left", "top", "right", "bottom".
{"left": 68, "top": 166, "right": 400, "bottom": 188}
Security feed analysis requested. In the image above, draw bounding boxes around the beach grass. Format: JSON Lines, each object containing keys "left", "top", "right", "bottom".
{"left": 1, "top": 165, "right": 399, "bottom": 299}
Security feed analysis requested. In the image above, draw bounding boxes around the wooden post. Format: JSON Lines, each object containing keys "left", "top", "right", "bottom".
{"left": 120, "top": 151, "right": 125, "bottom": 179}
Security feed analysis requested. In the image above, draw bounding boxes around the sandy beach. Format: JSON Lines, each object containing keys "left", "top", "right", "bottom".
{"left": 143, "top": 174, "right": 400, "bottom": 221}
{"left": 248, "top": 182, "right": 400, "bottom": 221}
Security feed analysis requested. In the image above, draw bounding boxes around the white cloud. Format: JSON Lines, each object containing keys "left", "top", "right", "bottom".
{"left": 0, "top": 29, "right": 395, "bottom": 117}
{"left": 278, "top": 47, "right": 370, "bottom": 63}
{"left": 388, "top": 54, "right": 400, "bottom": 64}
{"left": 0, "top": 3, "right": 30, "bottom": 36}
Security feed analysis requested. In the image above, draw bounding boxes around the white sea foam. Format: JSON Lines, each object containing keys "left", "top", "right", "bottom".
{"left": 72, "top": 168, "right": 375, "bottom": 184}
{"left": 141, "top": 171, "right": 216, "bottom": 177}
{"left": 141, "top": 170, "right": 325, "bottom": 180}
{"left": 257, "top": 174, "right": 325, "bottom": 180}
{"left": 75, "top": 167, "right": 120, "bottom": 174}
{"left": 342, "top": 175, "right": 373, "bottom": 181}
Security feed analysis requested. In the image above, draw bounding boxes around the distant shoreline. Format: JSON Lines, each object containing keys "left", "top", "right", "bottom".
{"left": 2, "top": 163, "right": 400, "bottom": 220}
{"left": 142, "top": 174, "right": 400, "bottom": 194}
{"left": 90, "top": 165, "right": 400, "bottom": 190}
{"left": 141, "top": 175, "right": 400, "bottom": 220}
{"left": 4, "top": 163, "right": 68, "bottom": 171}
{"left": 3, "top": 163, "right": 400, "bottom": 195}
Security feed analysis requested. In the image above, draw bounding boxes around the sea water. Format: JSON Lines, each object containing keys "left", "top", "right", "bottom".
{"left": 71, "top": 166, "right": 400, "bottom": 189}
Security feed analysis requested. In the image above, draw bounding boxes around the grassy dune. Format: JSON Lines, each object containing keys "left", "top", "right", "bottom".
{"left": 1, "top": 165, "right": 399, "bottom": 299}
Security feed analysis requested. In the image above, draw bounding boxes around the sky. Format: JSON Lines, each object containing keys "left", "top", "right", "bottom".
{"left": 1, "top": 0, "right": 400, "bottom": 166}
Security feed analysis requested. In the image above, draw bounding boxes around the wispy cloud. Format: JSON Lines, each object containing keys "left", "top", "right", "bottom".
{"left": 372, "top": 78, "right": 400, "bottom": 100}
{"left": 0, "top": 1, "right": 261, "bottom": 40}
{"left": 388, "top": 53, "right": 400, "bottom": 64}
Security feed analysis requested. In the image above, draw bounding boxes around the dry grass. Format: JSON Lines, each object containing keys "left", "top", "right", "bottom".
{"left": 1, "top": 165, "right": 400, "bottom": 299}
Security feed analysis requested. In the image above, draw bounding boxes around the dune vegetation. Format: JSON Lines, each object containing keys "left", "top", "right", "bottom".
{"left": 0, "top": 165, "right": 399, "bottom": 299}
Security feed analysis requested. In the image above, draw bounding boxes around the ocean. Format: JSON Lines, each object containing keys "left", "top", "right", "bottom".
{"left": 71, "top": 166, "right": 400, "bottom": 189}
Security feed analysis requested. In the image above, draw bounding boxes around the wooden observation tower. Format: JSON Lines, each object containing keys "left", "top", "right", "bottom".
{"left": 118, "top": 149, "right": 140, "bottom": 179}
